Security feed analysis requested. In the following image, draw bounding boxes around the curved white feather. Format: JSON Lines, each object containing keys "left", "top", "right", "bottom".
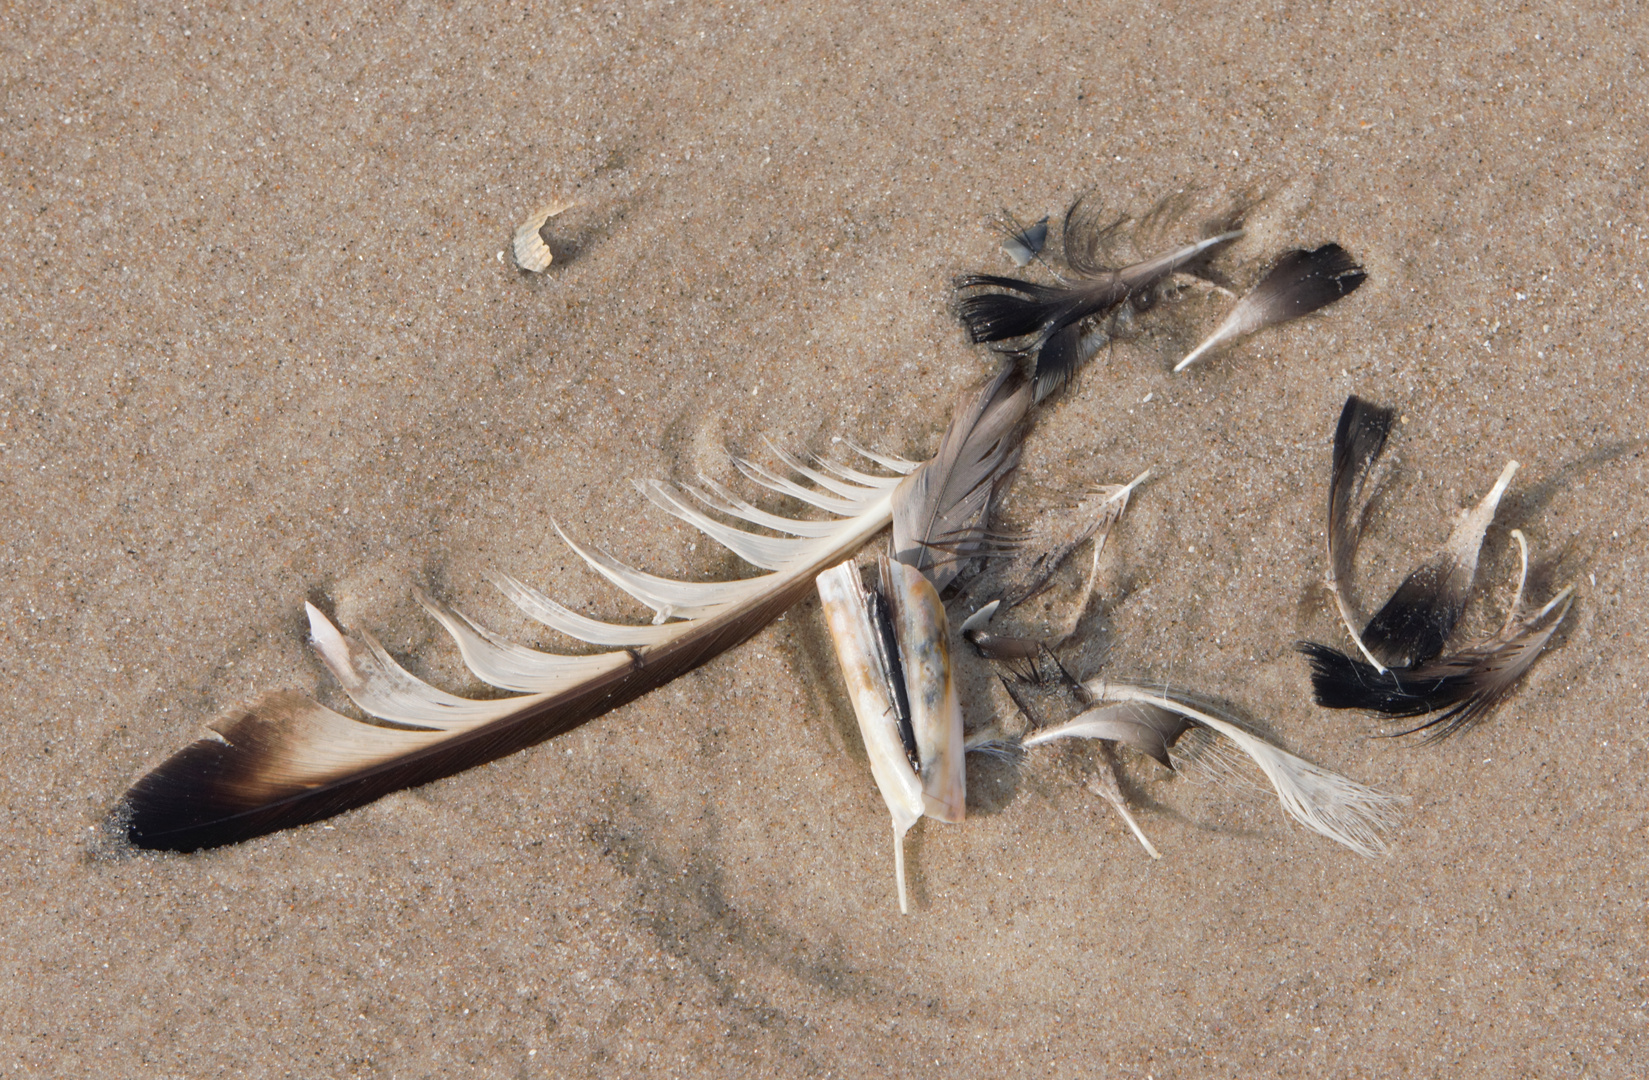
{"left": 414, "top": 590, "right": 637, "bottom": 694}
{"left": 306, "top": 604, "right": 548, "bottom": 730}
{"left": 486, "top": 572, "right": 686, "bottom": 647}
{"left": 1079, "top": 680, "right": 1404, "bottom": 857}
{"left": 811, "top": 455, "right": 910, "bottom": 489}
{"left": 761, "top": 439, "right": 884, "bottom": 500}
{"left": 839, "top": 440, "right": 921, "bottom": 475}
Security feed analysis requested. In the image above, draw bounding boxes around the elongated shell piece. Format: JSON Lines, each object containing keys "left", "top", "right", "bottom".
{"left": 882, "top": 558, "right": 965, "bottom": 824}
{"left": 817, "top": 561, "right": 924, "bottom": 913}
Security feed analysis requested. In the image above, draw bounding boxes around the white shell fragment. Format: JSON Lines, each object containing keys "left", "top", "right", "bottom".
{"left": 817, "top": 560, "right": 925, "bottom": 914}
{"left": 512, "top": 200, "right": 574, "bottom": 272}
{"left": 883, "top": 559, "right": 966, "bottom": 825}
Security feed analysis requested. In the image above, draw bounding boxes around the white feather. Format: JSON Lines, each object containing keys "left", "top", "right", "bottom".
{"left": 1034, "top": 680, "right": 1405, "bottom": 856}
{"left": 486, "top": 571, "right": 683, "bottom": 648}
{"left": 836, "top": 439, "right": 922, "bottom": 476}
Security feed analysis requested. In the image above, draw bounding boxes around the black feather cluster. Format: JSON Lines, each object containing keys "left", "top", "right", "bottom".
{"left": 1298, "top": 396, "right": 1574, "bottom": 741}
{"left": 955, "top": 193, "right": 1245, "bottom": 401}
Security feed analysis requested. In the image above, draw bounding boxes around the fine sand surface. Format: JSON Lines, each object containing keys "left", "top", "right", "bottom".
{"left": 3, "top": 4, "right": 1646, "bottom": 1077}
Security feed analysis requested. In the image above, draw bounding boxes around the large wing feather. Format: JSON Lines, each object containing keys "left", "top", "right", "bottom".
{"left": 118, "top": 443, "right": 906, "bottom": 851}
{"left": 118, "top": 376, "right": 1023, "bottom": 852}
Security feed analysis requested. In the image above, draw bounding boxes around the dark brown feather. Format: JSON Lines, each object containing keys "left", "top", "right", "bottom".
{"left": 890, "top": 365, "right": 1032, "bottom": 590}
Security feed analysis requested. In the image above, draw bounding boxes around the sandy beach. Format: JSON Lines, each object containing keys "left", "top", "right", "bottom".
{"left": 3, "top": 3, "right": 1645, "bottom": 1076}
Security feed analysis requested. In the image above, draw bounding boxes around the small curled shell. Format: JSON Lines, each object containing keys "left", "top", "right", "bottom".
{"left": 512, "top": 200, "right": 574, "bottom": 272}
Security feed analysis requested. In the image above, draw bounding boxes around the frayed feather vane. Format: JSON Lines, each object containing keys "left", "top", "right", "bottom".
{"left": 1297, "top": 395, "right": 1575, "bottom": 741}
{"left": 119, "top": 421, "right": 923, "bottom": 851}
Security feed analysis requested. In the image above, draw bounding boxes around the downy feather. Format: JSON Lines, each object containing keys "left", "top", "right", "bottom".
{"left": 1025, "top": 681, "right": 1403, "bottom": 856}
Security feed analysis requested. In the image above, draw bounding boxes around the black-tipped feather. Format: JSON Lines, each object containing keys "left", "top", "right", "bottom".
{"left": 121, "top": 588, "right": 801, "bottom": 850}
{"left": 956, "top": 194, "right": 1244, "bottom": 400}
{"left": 1302, "top": 395, "right": 1572, "bottom": 738}
{"left": 1175, "top": 243, "right": 1367, "bottom": 370}
{"left": 120, "top": 368, "right": 1034, "bottom": 851}
{"left": 1358, "top": 458, "right": 1519, "bottom": 668}
{"left": 1328, "top": 396, "right": 1394, "bottom": 597}
{"left": 1323, "top": 396, "right": 1395, "bottom": 666}
{"left": 953, "top": 276, "right": 1070, "bottom": 343}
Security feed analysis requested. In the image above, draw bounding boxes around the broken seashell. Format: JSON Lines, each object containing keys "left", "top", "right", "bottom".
{"left": 816, "top": 553, "right": 968, "bottom": 913}
{"left": 512, "top": 200, "right": 574, "bottom": 272}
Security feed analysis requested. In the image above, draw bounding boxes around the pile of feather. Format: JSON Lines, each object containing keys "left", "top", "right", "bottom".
{"left": 114, "top": 194, "right": 1573, "bottom": 913}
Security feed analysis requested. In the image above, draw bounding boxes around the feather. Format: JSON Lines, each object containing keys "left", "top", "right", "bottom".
{"left": 1325, "top": 395, "right": 1397, "bottom": 671}
{"left": 1300, "top": 395, "right": 1574, "bottom": 737}
{"left": 1029, "top": 701, "right": 1193, "bottom": 769}
{"left": 1300, "top": 532, "right": 1576, "bottom": 740}
{"left": 990, "top": 469, "right": 1149, "bottom": 614}
{"left": 1084, "top": 746, "right": 1163, "bottom": 859}
{"left": 1025, "top": 682, "right": 1403, "bottom": 856}
{"left": 118, "top": 442, "right": 908, "bottom": 851}
{"left": 1361, "top": 459, "right": 1519, "bottom": 668}
{"left": 1174, "top": 244, "right": 1367, "bottom": 371}
{"left": 118, "top": 369, "right": 1031, "bottom": 851}
{"left": 957, "top": 229, "right": 1243, "bottom": 400}
{"left": 890, "top": 365, "right": 1033, "bottom": 591}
